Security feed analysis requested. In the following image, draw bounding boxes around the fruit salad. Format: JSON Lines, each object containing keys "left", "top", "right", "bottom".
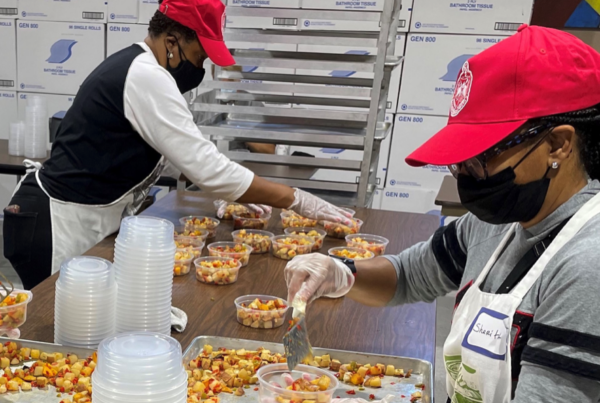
{"left": 174, "top": 247, "right": 195, "bottom": 276}
{"left": 328, "top": 247, "right": 374, "bottom": 261}
{"left": 175, "top": 235, "right": 205, "bottom": 258}
{"left": 0, "top": 291, "right": 31, "bottom": 331}
{"left": 233, "top": 212, "right": 271, "bottom": 230}
{"left": 174, "top": 226, "right": 210, "bottom": 241}
{"left": 235, "top": 296, "right": 288, "bottom": 329}
{"left": 195, "top": 257, "right": 242, "bottom": 285}
{"left": 257, "top": 364, "right": 338, "bottom": 403}
{"left": 180, "top": 216, "right": 220, "bottom": 238}
{"left": 345, "top": 234, "right": 389, "bottom": 256}
{"left": 186, "top": 345, "right": 287, "bottom": 403}
{"left": 232, "top": 230, "right": 274, "bottom": 254}
{"left": 323, "top": 218, "right": 363, "bottom": 239}
{"left": 208, "top": 242, "right": 252, "bottom": 267}
{"left": 280, "top": 211, "right": 318, "bottom": 228}
{"left": 284, "top": 227, "right": 327, "bottom": 251}
{"left": 219, "top": 203, "right": 250, "bottom": 220}
{"left": 271, "top": 236, "right": 315, "bottom": 261}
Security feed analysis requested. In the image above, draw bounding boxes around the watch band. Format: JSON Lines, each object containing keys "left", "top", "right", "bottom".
{"left": 331, "top": 256, "right": 357, "bottom": 276}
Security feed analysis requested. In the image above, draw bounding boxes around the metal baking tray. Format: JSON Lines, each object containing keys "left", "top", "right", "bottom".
{"left": 183, "top": 336, "right": 432, "bottom": 403}
{"left": 0, "top": 338, "right": 95, "bottom": 403}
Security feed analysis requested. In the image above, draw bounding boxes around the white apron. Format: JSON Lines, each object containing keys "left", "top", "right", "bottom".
{"left": 17, "top": 158, "right": 166, "bottom": 274}
{"left": 443, "top": 191, "right": 600, "bottom": 403}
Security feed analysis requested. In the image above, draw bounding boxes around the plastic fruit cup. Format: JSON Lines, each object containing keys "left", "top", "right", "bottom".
{"left": 174, "top": 226, "right": 209, "bottom": 242}
{"left": 173, "top": 248, "right": 194, "bottom": 277}
{"left": 345, "top": 234, "right": 390, "bottom": 256}
{"left": 174, "top": 235, "right": 204, "bottom": 249}
{"left": 207, "top": 242, "right": 252, "bottom": 267}
{"left": 280, "top": 211, "right": 318, "bottom": 229}
{"left": 271, "top": 235, "right": 315, "bottom": 261}
{"left": 179, "top": 216, "right": 220, "bottom": 238}
{"left": 284, "top": 227, "right": 327, "bottom": 252}
{"left": 0, "top": 290, "right": 33, "bottom": 335}
{"left": 217, "top": 202, "right": 249, "bottom": 220}
{"left": 194, "top": 257, "right": 242, "bottom": 286}
{"left": 231, "top": 230, "right": 274, "bottom": 254}
{"left": 234, "top": 295, "right": 289, "bottom": 329}
{"left": 323, "top": 218, "right": 363, "bottom": 239}
{"left": 233, "top": 212, "right": 271, "bottom": 230}
{"left": 257, "top": 364, "right": 339, "bottom": 403}
{"left": 340, "top": 207, "right": 356, "bottom": 217}
{"left": 328, "top": 246, "right": 374, "bottom": 261}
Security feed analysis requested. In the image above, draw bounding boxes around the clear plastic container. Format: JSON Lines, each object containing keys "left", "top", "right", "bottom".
{"left": 257, "top": 364, "right": 339, "bottom": 403}
{"left": 328, "top": 246, "right": 374, "bottom": 261}
{"left": 345, "top": 234, "right": 390, "bottom": 256}
{"left": 280, "top": 211, "right": 317, "bottom": 228}
{"left": 231, "top": 229, "right": 274, "bottom": 254}
{"left": 235, "top": 295, "right": 288, "bottom": 329}
{"left": 323, "top": 218, "right": 364, "bottom": 239}
{"left": 217, "top": 202, "right": 250, "bottom": 220}
{"left": 0, "top": 290, "right": 32, "bottom": 335}
{"left": 233, "top": 211, "right": 271, "bottom": 230}
{"left": 340, "top": 207, "right": 356, "bottom": 217}
{"left": 194, "top": 257, "right": 242, "bottom": 285}
{"left": 174, "top": 225, "right": 209, "bottom": 242}
{"left": 207, "top": 242, "right": 252, "bottom": 267}
{"left": 179, "top": 216, "right": 220, "bottom": 238}
{"left": 174, "top": 235, "right": 204, "bottom": 249}
{"left": 271, "top": 235, "right": 315, "bottom": 260}
{"left": 284, "top": 227, "right": 327, "bottom": 251}
{"left": 173, "top": 248, "right": 194, "bottom": 277}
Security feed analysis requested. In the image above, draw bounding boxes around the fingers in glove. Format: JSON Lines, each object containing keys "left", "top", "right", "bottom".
{"left": 285, "top": 267, "right": 309, "bottom": 304}
{"left": 214, "top": 200, "right": 228, "bottom": 219}
{"left": 246, "top": 204, "right": 265, "bottom": 215}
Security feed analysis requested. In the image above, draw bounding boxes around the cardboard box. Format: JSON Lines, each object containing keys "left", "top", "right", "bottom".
{"left": 386, "top": 114, "right": 450, "bottom": 189}
{"left": 19, "top": 0, "right": 107, "bottom": 23}
{"left": 411, "top": 0, "right": 533, "bottom": 35}
{"left": 381, "top": 186, "right": 439, "bottom": 215}
{"left": 226, "top": 12, "right": 301, "bottom": 30}
{"left": 0, "top": 91, "right": 17, "bottom": 140}
{"left": 294, "top": 34, "right": 405, "bottom": 112}
{"left": 300, "top": 0, "right": 413, "bottom": 32}
{"left": 107, "top": 23, "right": 148, "bottom": 56}
{"left": 289, "top": 114, "right": 393, "bottom": 186}
{"left": 138, "top": 0, "right": 158, "bottom": 24}
{"left": 302, "top": 0, "right": 384, "bottom": 11}
{"left": 228, "top": 0, "right": 300, "bottom": 8}
{"left": 17, "top": 21, "right": 106, "bottom": 96}
{"left": 0, "top": 0, "right": 18, "bottom": 19}
{"left": 109, "top": 0, "right": 139, "bottom": 24}
{"left": 398, "top": 33, "right": 506, "bottom": 116}
{"left": 17, "top": 92, "right": 75, "bottom": 122}
{"left": 0, "top": 19, "right": 16, "bottom": 90}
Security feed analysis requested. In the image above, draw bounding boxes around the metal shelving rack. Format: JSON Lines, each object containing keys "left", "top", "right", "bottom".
{"left": 191, "top": 0, "right": 403, "bottom": 207}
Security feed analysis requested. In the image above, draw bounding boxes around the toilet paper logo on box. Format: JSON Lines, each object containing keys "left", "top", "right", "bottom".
{"left": 47, "top": 40, "right": 78, "bottom": 64}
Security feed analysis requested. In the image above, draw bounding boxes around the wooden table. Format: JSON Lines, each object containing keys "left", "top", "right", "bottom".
{"left": 435, "top": 176, "right": 468, "bottom": 217}
{"left": 19, "top": 191, "right": 439, "bottom": 364}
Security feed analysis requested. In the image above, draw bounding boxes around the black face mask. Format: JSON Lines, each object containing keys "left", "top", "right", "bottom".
{"left": 166, "top": 40, "right": 206, "bottom": 94}
{"left": 457, "top": 166, "right": 551, "bottom": 225}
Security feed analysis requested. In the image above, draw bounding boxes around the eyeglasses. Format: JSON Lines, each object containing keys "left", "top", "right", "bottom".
{"left": 448, "top": 123, "right": 554, "bottom": 180}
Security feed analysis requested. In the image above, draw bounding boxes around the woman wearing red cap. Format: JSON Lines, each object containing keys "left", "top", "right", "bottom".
{"left": 2, "top": 0, "right": 349, "bottom": 290}
{"left": 286, "top": 26, "right": 600, "bottom": 402}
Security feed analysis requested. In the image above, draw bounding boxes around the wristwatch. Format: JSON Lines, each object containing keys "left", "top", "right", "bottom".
{"left": 330, "top": 256, "right": 358, "bottom": 276}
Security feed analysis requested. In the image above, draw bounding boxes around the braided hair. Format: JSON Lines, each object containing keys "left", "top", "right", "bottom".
{"left": 148, "top": 0, "right": 197, "bottom": 43}
{"left": 540, "top": 105, "right": 600, "bottom": 180}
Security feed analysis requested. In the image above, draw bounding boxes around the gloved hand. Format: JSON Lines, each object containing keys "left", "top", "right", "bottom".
{"left": 214, "top": 200, "right": 273, "bottom": 219}
{"left": 332, "top": 395, "right": 396, "bottom": 403}
{"left": 285, "top": 253, "right": 355, "bottom": 304}
{"left": 288, "top": 188, "right": 352, "bottom": 224}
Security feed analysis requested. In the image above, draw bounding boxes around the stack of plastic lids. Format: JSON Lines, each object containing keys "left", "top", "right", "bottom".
{"left": 8, "top": 122, "right": 25, "bottom": 156}
{"left": 114, "top": 216, "right": 175, "bottom": 335}
{"left": 24, "top": 95, "right": 48, "bottom": 158}
{"left": 92, "top": 333, "right": 187, "bottom": 403}
{"left": 54, "top": 257, "right": 117, "bottom": 349}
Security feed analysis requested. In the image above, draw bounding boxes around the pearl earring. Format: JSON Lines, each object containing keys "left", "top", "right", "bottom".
{"left": 168, "top": 52, "right": 174, "bottom": 59}
{"left": 552, "top": 162, "right": 559, "bottom": 169}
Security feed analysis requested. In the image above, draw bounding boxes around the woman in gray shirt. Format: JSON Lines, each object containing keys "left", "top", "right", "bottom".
{"left": 286, "top": 26, "right": 600, "bottom": 403}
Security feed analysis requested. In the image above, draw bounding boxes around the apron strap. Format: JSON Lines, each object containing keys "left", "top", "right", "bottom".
{"left": 495, "top": 217, "right": 571, "bottom": 295}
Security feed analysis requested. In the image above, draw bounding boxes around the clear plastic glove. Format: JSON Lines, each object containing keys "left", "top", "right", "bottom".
{"left": 288, "top": 188, "right": 352, "bottom": 224}
{"left": 332, "top": 395, "right": 396, "bottom": 403}
{"left": 214, "top": 200, "right": 273, "bottom": 219}
{"left": 285, "top": 253, "right": 355, "bottom": 304}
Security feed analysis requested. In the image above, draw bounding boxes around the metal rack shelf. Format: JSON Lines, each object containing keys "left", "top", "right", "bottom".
{"left": 191, "top": 0, "right": 403, "bottom": 207}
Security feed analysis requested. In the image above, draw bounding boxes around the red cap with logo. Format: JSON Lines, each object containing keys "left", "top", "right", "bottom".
{"left": 159, "top": 0, "right": 234, "bottom": 67}
{"left": 406, "top": 25, "right": 600, "bottom": 167}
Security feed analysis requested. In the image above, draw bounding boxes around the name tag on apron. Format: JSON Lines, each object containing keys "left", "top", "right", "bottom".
{"left": 461, "top": 307, "right": 509, "bottom": 360}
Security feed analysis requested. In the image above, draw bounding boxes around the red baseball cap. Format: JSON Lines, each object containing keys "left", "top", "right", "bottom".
{"left": 406, "top": 25, "right": 600, "bottom": 167}
{"left": 159, "top": 0, "right": 235, "bottom": 67}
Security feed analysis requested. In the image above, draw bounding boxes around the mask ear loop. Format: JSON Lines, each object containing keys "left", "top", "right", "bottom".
{"left": 512, "top": 126, "right": 555, "bottom": 172}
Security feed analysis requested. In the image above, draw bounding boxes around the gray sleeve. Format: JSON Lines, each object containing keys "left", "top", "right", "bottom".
{"left": 514, "top": 363, "right": 600, "bottom": 403}
{"left": 383, "top": 214, "right": 472, "bottom": 305}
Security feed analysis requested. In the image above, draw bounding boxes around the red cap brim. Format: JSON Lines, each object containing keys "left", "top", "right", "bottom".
{"left": 199, "top": 35, "right": 235, "bottom": 67}
{"left": 405, "top": 119, "right": 527, "bottom": 167}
